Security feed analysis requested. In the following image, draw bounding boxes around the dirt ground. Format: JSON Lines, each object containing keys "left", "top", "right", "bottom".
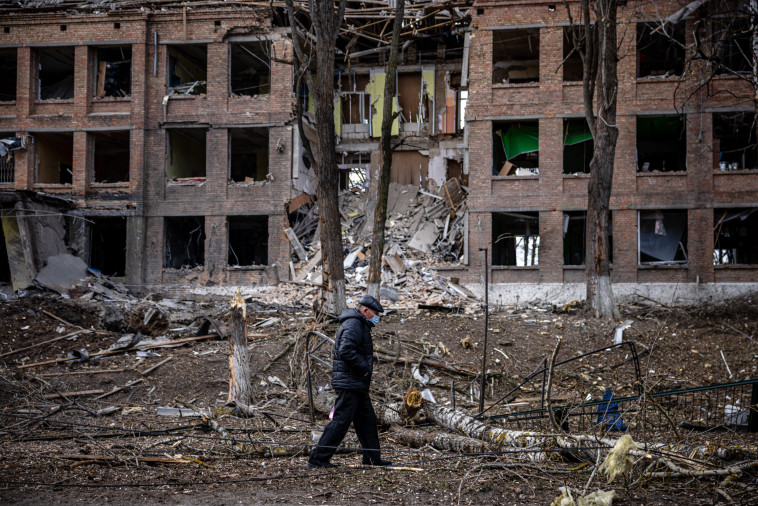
{"left": 0, "top": 289, "right": 757, "bottom": 504}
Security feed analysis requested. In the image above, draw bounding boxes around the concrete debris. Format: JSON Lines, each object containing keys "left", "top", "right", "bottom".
{"left": 283, "top": 178, "right": 474, "bottom": 311}
{"left": 34, "top": 254, "right": 89, "bottom": 296}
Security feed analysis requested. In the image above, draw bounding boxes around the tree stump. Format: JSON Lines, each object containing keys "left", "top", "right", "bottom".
{"left": 227, "top": 288, "right": 252, "bottom": 407}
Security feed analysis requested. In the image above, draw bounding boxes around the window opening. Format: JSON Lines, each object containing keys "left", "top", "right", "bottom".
{"left": 636, "top": 115, "right": 686, "bottom": 172}
{"left": 34, "top": 132, "right": 73, "bottom": 184}
{"left": 338, "top": 73, "right": 370, "bottom": 125}
{"left": 714, "top": 208, "right": 758, "bottom": 265}
{"left": 713, "top": 111, "right": 757, "bottom": 169}
{"left": 164, "top": 216, "right": 205, "bottom": 269}
{"left": 493, "top": 120, "right": 539, "bottom": 176}
{"left": 0, "top": 48, "right": 17, "bottom": 101}
{"left": 0, "top": 136, "right": 24, "bottom": 184}
{"left": 563, "top": 27, "right": 583, "bottom": 81}
{"left": 36, "top": 47, "right": 75, "bottom": 100}
{"left": 338, "top": 152, "right": 370, "bottom": 192}
{"left": 166, "top": 128, "right": 206, "bottom": 180}
{"left": 493, "top": 212, "right": 540, "bottom": 266}
{"left": 636, "top": 22, "right": 684, "bottom": 78}
{"left": 563, "top": 211, "right": 613, "bottom": 265}
{"left": 228, "top": 216, "right": 268, "bottom": 267}
{"left": 92, "top": 130, "right": 130, "bottom": 183}
{"left": 230, "top": 41, "right": 271, "bottom": 96}
{"left": 229, "top": 127, "right": 269, "bottom": 182}
{"left": 639, "top": 210, "right": 688, "bottom": 264}
{"left": 397, "top": 72, "right": 427, "bottom": 124}
{"left": 94, "top": 46, "right": 131, "bottom": 98}
{"left": 493, "top": 28, "right": 540, "bottom": 84}
{"left": 167, "top": 44, "right": 207, "bottom": 95}
{"left": 713, "top": 17, "right": 752, "bottom": 75}
{"left": 563, "top": 118, "right": 593, "bottom": 174}
{"left": 89, "top": 217, "right": 126, "bottom": 277}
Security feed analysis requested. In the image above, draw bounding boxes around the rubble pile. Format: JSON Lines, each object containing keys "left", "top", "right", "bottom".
{"left": 285, "top": 177, "right": 478, "bottom": 312}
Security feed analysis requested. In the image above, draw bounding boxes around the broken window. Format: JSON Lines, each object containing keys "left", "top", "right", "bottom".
{"left": 636, "top": 22, "right": 684, "bottom": 78}
{"left": 164, "top": 216, "right": 205, "bottom": 269}
{"left": 492, "top": 28, "right": 539, "bottom": 84}
{"left": 230, "top": 41, "right": 271, "bottom": 96}
{"left": 439, "top": 72, "right": 464, "bottom": 134}
{"left": 563, "top": 27, "right": 583, "bottom": 81}
{"left": 89, "top": 217, "right": 126, "bottom": 277}
{"left": 493, "top": 120, "right": 539, "bottom": 176}
{"left": 94, "top": 46, "right": 131, "bottom": 98}
{"left": 563, "top": 118, "right": 593, "bottom": 174}
{"left": 36, "top": 47, "right": 75, "bottom": 100}
{"left": 639, "top": 210, "right": 688, "bottom": 265}
{"left": 563, "top": 211, "right": 613, "bottom": 265}
{"left": 166, "top": 128, "right": 206, "bottom": 180}
{"left": 34, "top": 131, "right": 73, "bottom": 184}
{"left": 229, "top": 127, "right": 269, "bottom": 182}
{"left": 492, "top": 212, "right": 539, "bottom": 266}
{"left": 92, "top": 130, "right": 130, "bottom": 183}
{"left": 714, "top": 208, "right": 758, "bottom": 265}
{"left": 228, "top": 216, "right": 268, "bottom": 267}
{"left": 0, "top": 135, "right": 23, "bottom": 183}
{"left": 338, "top": 72, "right": 370, "bottom": 125}
{"left": 713, "top": 111, "right": 757, "bottom": 169}
{"left": 0, "top": 48, "right": 17, "bottom": 101}
{"left": 637, "top": 115, "right": 686, "bottom": 172}
{"left": 713, "top": 16, "right": 752, "bottom": 75}
{"left": 167, "top": 44, "right": 207, "bottom": 95}
{"left": 338, "top": 152, "right": 370, "bottom": 191}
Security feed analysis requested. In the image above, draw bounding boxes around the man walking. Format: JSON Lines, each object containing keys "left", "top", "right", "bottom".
{"left": 307, "top": 295, "right": 392, "bottom": 468}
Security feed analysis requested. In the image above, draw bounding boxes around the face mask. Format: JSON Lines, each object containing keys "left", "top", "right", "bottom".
{"left": 370, "top": 315, "right": 380, "bottom": 326}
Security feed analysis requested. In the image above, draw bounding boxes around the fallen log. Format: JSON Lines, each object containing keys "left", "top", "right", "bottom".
{"left": 388, "top": 426, "right": 492, "bottom": 454}
{"left": 42, "top": 389, "right": 105, "bottom": 400}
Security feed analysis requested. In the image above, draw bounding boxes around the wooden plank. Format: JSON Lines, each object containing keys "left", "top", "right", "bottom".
{"left": 284, "top": 227, "right": 307, "bottom": 261}
{"left": 0, "top": 330, "right": 84, "bottom": 358}
{"left": 96, "top": 60, "right": 107, "bottom": 97}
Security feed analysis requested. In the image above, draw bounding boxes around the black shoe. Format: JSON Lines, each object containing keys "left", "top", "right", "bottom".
{"left": 307, "top": 461, "right": 337, "bottom": 469}
{"left": 363, "top": 459, "right": 392, "bottom": 467}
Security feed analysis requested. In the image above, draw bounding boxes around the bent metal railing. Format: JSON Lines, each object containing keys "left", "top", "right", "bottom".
{"left": 482, "top": 379, "right": 758, "bottom": 434}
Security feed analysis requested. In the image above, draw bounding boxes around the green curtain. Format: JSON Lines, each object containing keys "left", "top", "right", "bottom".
{"left": 500, "top": 125, "right": 539, "bottom": 160}
{"left": 563, "top": 123, "right": 593, "bottom": 146}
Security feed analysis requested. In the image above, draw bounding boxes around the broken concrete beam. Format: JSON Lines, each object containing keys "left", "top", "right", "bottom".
{"left": 284, "top": 227, "right": 307, "bottom": 261}
{"left": 295, "top": 249, "right": 322, "bottom": 282}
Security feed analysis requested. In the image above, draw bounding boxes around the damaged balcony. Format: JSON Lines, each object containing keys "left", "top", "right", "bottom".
{"left": 230, "top": 41, "right": 270, "bottom": 98}
{"left": 492, "top": 28, "right": 539, "bottom": 85}
{"left": 164, "top": 216, "right": 205, "bottom": 270}
{"left": 166, "top": 128, "right": 206, "bottom": 185}
{"left": 33, "top": 131, "right": 73, "bottom": 187}
{"left": 91, "top": 130, "right": 130, "bottom": 185}
{"left": 229, "top": 127, "right": 269, "bottom": 185}
{"left": 492, "top": 212, "right": 540, "bottom": 268}
{"left": 88, "top": 217, "right": 127, "bottom": 277}
{"left": 167, "top": 44, "right": 207, "bottom": 96}
{"left": 714, "top": 208, "right": 758, "bottom": 267}
{"left": 636, "top": 22, "right": 684, "bottom": 79}
{"left": 0, "top": 48, "right": 16, "bottom": 103}
{"left": 93, "top": 46, "right": 131, "bottom": 99}
{"left": 638, "top": 210, "right": 688, "bottom": 266}
{"left": 35, "top": 46, "right": 75, "bottom": 101}
{"left": 493, "top": 120, "right": 539, "bottom": 177}
{"left": 713, "top": 111, "right": 757, "bottom": 170}
{"left": 636, "top": 115, "right": 686, "bottom": 173}
{"left": 228, "top": 215, "right": 268, "bottom": 268}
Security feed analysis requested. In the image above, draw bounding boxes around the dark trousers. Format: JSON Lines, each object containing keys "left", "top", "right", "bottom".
{"left": 308, "top": 388, "right": 382, "bottom": 465}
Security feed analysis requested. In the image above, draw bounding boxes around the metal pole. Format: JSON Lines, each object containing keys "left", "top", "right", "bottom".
{"left": 478, "top": 247, "right": 489, "bottom": 415}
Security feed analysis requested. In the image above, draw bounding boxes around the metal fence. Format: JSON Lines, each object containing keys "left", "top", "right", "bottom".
{"left": 0, "top": 153, "right": 13, "bottom": 183}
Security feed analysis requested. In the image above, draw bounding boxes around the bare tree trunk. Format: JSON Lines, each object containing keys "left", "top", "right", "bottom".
{"left": 388, "top": 426, "right": 492, "bottom": 453}
{"left": 286, "top": 0, "right": 348, "bottom": 314}
{"left": 227, "top": 291, "right": 251, "bottom": 407}
{"left": 579, "top": 0, "right": 620, "bottom": 320}
{"left": 367, "top": 0, "right": 405, "bottom": 299}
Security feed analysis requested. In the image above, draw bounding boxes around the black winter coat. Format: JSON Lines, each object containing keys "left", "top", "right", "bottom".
{"left": 331, "top": 308, "right": 374, "bottom": 392}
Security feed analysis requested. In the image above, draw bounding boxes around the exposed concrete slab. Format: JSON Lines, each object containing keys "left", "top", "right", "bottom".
{"left": 1, "top": 213, "right": 34, "bottom": 291}
{"left": 34, "top": 253, "right": 89, "bottom": 296}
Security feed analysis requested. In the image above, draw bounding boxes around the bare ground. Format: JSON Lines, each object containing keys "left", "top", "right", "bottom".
{"left": 0, "top": 290, "right": 757, "bottom": 504}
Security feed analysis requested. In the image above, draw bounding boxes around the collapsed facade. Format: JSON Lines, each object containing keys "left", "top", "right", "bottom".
{"left": 0, "top": 0, "right": 756, "bottom": 303}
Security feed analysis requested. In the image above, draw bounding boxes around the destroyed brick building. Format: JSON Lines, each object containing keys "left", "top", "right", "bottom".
{"left": 0, "top": 0, "right": 757, "bottom": 304}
